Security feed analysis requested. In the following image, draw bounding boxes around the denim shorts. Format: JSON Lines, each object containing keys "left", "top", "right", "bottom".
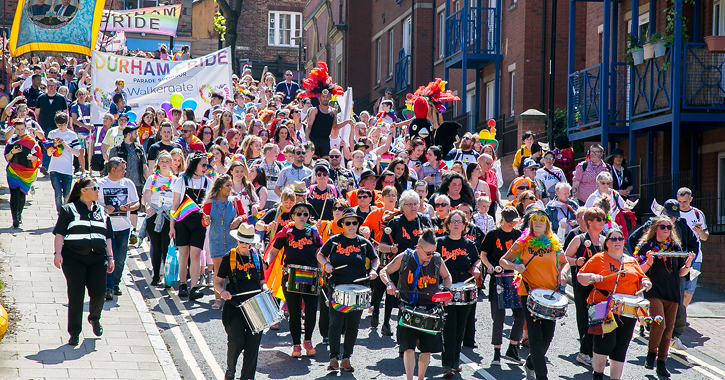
{"left": 683, "top": 261, "right": 701, "bottom": 294}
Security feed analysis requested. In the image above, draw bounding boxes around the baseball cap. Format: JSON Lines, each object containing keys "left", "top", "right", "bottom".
{"left": 663, "top": 199, "right": 680, "bottom": 218}
{"left": 523, "top": 158, "right": 540, "bottom": 169}
{"left": 501, "top": 206, "right": 520, "bottom": 223}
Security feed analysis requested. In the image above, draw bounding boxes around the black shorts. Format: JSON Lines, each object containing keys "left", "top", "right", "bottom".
{"left": 398, "top": 323, "right": 443, "bottom": 353}
{"left": 175, "top": 213, "right": 206, "bottom": 249}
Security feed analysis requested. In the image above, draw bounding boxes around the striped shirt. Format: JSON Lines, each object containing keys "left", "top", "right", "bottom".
{"left": 53, "top": 200, "right": 113, "bottom": 256}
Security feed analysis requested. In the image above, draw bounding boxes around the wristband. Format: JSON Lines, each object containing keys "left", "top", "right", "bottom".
{"left": 54, "top": 252, "right": 62, "bottom": 255}
{"left": 387, "top": 282, "right": 393, "bottom": 287}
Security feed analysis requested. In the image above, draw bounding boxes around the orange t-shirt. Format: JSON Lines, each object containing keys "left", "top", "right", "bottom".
{"left": 513, "top": 243, "right": 566, "bottom": 296}
{"left": 320, "top": 220, "right": 345, "bottom": 243}
{"left": 347, "top": 189, "right": 384, "bottom": 208}
{"left": 580, "top": 252, "right": 648, "bottom": 304}
{"left": 362, "top": 207, "right": 398, "bottom": 243}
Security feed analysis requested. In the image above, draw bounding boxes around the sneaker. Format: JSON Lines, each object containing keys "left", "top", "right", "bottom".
{"left": 303, "top": 340, "right": 316, "bottom": 356}
{"left": 340, "top": 358, "right": 354, "bottom": 372}
{"left": 189, "top": 286, "right": 203, "bottom": 300}
{"left": 504, "top": 344, "right": 523, "bottom": 364}
{"left": 670, "top": 337, "right": 687, "bottom": 350}
{"left": 291, "top": 345, "right": 302, "bottom": 358}
{"left": 381, "top": 324, "right": 393, "bottom": 336}
{"left": 105, "top": 289, "right": 113, "bottom": 301}
{"left": 322, "top": 336, "right": 329, "bottom": 345}
{"left": 206, "top": 271, "right": 214, "bottom": 287}
{"left": 129, "top": 231, "right": 138, "bottom": 245}
{"left": 524, "top": 363, "right": 536, "bottom": 380}
{"left": 178, "top": 284, "right": 189, "bottom": 298}
{"left": 576, "top": 353, "right": 592, "bottom": 367}
{"left": 491, "top": 349, "right": 501, "bottom": 366}
{"left": 327, "top": 358, "right": 339, "bottom": 371}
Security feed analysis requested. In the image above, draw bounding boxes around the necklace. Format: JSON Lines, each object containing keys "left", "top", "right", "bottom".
{"left": 215, "top": 198, "right": 230, "bottom": 228}
{"left": 150, "top": 169, "right": 173, "bottom": 192}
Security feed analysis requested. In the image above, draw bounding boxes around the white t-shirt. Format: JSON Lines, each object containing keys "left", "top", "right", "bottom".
{"left": 97, "top": 177, "right": 139, "bottom": 231}
{"left": 102, "top": 126, "right": 123, "bottom": 155}
{"left": 536, "top": 166, "right": 567, "bottom": 197}
{"left": 47, "top": 129, "right": 80, "bottom": 176}
{"left": 142, "top": 173, "right": 175, "bottom": 209}
{"left": 679, "top": 207, "right": 707, "bottom": 263}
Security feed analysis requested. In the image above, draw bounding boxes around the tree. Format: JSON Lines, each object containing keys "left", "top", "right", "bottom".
{"left": 215, "top": 0, "right": 243, "bottom": 72}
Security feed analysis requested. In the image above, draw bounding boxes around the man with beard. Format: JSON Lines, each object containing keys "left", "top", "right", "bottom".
{"left": 327, "top": 148, "right": 354, "bottom": 197}
{"left": 444, "top": 132, "right": 479, "bottom": 171}
{"left": 305, "top": 90, "right": 338, "bottom": 159}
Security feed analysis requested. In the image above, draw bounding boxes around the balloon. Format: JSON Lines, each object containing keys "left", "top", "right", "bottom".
{"left": 182, "top": 98, "right": 198, "bottom": 111}
{"left": 170, "top": 92, "right": 184, "bottom": 108}
{"left": 127, "top": 111, "right": 137, "bottom": 123}
{"left": 167, "top": 110, "right": 173, "bottom": 119}
{"left": 161, "top": 101, "right": 173, "bottom": 112}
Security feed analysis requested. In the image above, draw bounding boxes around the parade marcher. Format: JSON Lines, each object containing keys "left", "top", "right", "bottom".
{"left": 215, "top": 223, "right": 266, "bottom": 380}
{"left": 577, "top": 228, "right": 652, "bottom": 380}
{"left": 300, "top": 62, "right": 345, "bottom": 158}
{"left": 434, "top": 172, "right": 475, "bottom": 208}
{"left": 572, "top": 144, "right": 610, "bottom": 206}
{"left": 352, "top": 187, "right": 375, "bottom": 221}
{"left": 318, "top": 209, "right": 378, "bottom": 372}
{"left": 507, "top": 158, "right": 546, "bottom": 202}
{"left": 316, "top": 199, "right": 349, "bottom": 344}
{"left": 36, "top": 78, "right": 69, "bottom": 171}
{"left": 327, "top": 148, "right": 355, "bottom": 197}
{"left": 472, "top": 196, "right": 496, "bottom": 234}
{"left": 275, "top": 145, "right": 313, "bottom": 195}
{"left": 606, "top": 148, "right": 633, "bottom": 198}
{"left": 258, "top": 143, "right": 284, "bottom": 208}
{"left": 633, "top": 216, "right": 695, "bottom": 377}
{"left": 266, "top": 202, "right": 322, "bottom": 357}
{"left": 53, "top": 176, "right": 115, "bottom": 346}
{"left": 536, "top": 150, "right": 567, "bottom": 200}
{"left": 169, "top": 153, "right": 213, "bottom": 300}
{"left": 379, "top": 228, "right": 452, "bottom": 380}
{"left": 554, "top": 134, "right": 576, "bottom": 183}
{"left": 47, "top": 111, "right": 81, "bottom": 213}
{"left": 146, "top": 122, "right": 182, "bottom": 163}
{"left": 511, "top": 131, "right": 535, "bottom": 177}
{"left": 564, "top": 207, "right": 607, "bottom": 367}
{"left": 307, "top": 163, "right": 339, "bottom": 221}
{"left": 142, "top": 151, "right": 175, "bottom": 286}
{"left": 500, "top": 205, "right": 569, "bottom": 380}
{"left": 480, "top": 206, "right": 525, "bottom": 366}
{"left": 545, "top": 182, "right": 578, "bottom": 238}
{"left": 5, "top": 118, "right": 42, "bottom": 227}
{"left": 347, "top": 169, "right": 383, "bottom": 208}
{"left": 436, "top": 210, "right": 481, "bottom": 377}
{"left": 584, "top": 172, "right": 629, "bottom": 224}
{"left": 430, "top": 194, "right": 451, "bottom": 236}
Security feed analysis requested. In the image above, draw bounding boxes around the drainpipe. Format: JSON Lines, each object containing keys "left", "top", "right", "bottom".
{"left": 540, "top": 0, "right": 547, "bottom": 112}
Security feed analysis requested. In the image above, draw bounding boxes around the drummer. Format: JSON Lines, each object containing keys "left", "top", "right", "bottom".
{"left": 266, "top": 202, "right": 322, "bottom": 358}
{"left": 317, "top": 208, "right": 378, "bottom": 372}
{"left": 564, "top": 207, "right": 606, "bottom": 367}
{"left": 214, "top": 223, "right": 267, "bottom": 380}
{"left": 500, "top": 204, "right": 569, "bottom": 380}
{"left": 379, "top": 228, "right": 453, "bottom": 380}
{"left": 456, "top": 202, "right": 485, "bottom": 348}
{"left": 577, "top": 228, "right": 651, "bottom": 380}
{"left": 435, "top": 210, "right": 481, "bottom": 377}
{"left": 480, "top": 206, "right": 525, "bottom": 366}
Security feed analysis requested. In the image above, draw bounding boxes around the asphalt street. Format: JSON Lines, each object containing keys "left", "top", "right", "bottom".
{"left": 126, "top": 245, "right": 725, "bottom": 380}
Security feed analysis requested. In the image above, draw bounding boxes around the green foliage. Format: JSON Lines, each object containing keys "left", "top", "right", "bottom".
{"left": 625, "top": 33, "right": 643, "bottom": 66}
{"left": 551, "top": 108, "right": 585, "bottom": 156}
{"left": 213, "top": 11, "right": 226, "bottom": 41}
{"left": 650, "top": 32, "right": 663, "bottom": 44}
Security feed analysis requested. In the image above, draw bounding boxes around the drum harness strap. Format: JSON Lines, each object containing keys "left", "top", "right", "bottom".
{"left": 228, "top": 248, "right": 263, "bottom": 308}
{"left": 398, "top": 249, "right": 441, "bottom": 308}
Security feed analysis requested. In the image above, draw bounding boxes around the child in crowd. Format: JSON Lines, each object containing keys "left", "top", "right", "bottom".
{"left": 472, "top": 195, "right": 496, "bottom": 234}
{"left": 47, "top": 111, "right": 80, "bottom": 213}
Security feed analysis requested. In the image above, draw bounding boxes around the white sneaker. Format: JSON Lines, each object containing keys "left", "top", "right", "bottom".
{"left": 670, "top": 337, "right": 687, "bottom": 350}
{"left": 29, "top": 185, "right": 35, "bottom": 195}
{"left": 576, "top": 353, "right": 592, "bottom": 366}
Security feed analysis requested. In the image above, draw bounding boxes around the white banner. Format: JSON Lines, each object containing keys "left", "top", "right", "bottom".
{"left": 90, "top": 47, "right": 233, "bottom": 124}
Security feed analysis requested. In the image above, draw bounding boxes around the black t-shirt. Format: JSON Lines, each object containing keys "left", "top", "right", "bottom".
{"left": 320, "top": 234, "right": 376, "bottom": 286}
{"left": 381, "top": 213, "right": 433, "bottom": 255}
{"left": 307, "top": 185, "right": 338, "bottom": 221}
{"left": 463, "top": 223, "right": 485, "bottom": 251}
{"left": 353, "top": 205, "right": 373, "bottom": 221}
{"left": 147, "top": 141, "right": 182, "bottom": 162}
{"left": 564, "top": 226, "right": 584, "bottom": 251}
{"left": 261, "top": 209, "right": 292, "bottom": 243}
{"left": 272, "top": 226, "right": 322, "bottom": 267}
{"left": 216, "top": 249, "right": 264, "bottom": 303}
{"left": 431, "top": 216, "right": 446, "bottom": 236}
{"left": 480, "top": 228, "right": 522, "bottom": 282}
{"left": 640, "top": 239, "right": 685, "bottom": 303}
{"left": 435, "top": 236, "right": 479, "bottom": 283}
{"left": 611, "top": 167, "right": 633, "bottom": 192}
{"left": 449, "top": 195, "right": 472, "bottom": 208}
{"left": 36, "top": 93, "right": 68, "bottom": 130}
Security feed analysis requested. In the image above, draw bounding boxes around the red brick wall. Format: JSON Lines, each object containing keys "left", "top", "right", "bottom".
{"left": 700, "top": 236, "right": 725, "bottom": 291}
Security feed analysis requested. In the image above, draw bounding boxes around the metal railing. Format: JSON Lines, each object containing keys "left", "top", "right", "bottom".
{"left": 692, "top": 191, "right": 725, "bottom": 234}
{"left": 394, "top": 49, "right": 411, "bottom": 93}
{"left": 568, "top": 64, "right": 601, "bottom": 132}
{"left": 445, "top": 7, "right": 498, "bottom": 59}
{"left": 631, "top": 49, "right": 672, "bottom": 119}
{"left": 611, "top": 62, "right": 630, "bottom": 124}
{"left": 637, "top": 171, "right": 692, "bottom": 218}
{"left": 683, "top": 43, "right": 725, "bottom": 110}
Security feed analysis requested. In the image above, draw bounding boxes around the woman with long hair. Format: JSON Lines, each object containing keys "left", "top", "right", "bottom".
{"left": 209, "top": 144, "right": 230, "bottom": 177}
{"left": 197, "top": 125, "right": 216, "bottom": 152}
{"left": 138, "top": 110, "right": 156, "bottom": 150}
{"left": 248, "top": 164, "right": 268, "bottom": 208}
{"left": 183, "top": 108, "right": 197, "bottom": 124}
{"left": 389, "top": 158, "right": 417, "bottom": 192}
{"left": 515, "top": 190, "right": 538, "bottom": 216}
{"left": 142, "top": 151, "right": 176, "bottom": 286}
{"left": 258, "top": 129, "right": 270, "bottom": 146}
{"left": 435, "top": 172, "right": 475, "bottom": 208}
{"left": 226, "top": 160, "right": 260, "bottom": 217}
{"left": 214, "top": 136, "right": 231, "bottom": 155}
{"left": 154, "top": 108, "right": 167, "bottom": 129}
{"left": 169, "top": 148, "right": 186, "bottom": 176}
{"left": 273, "top": 124, "right": 294, "bottom": 153}
{"left": 467, "top": 162, "right": 491, "bottom": 200}
{"left": 201, "top": 174, "right": 248, "bottom": 309}
{"left": 577, "top": 228, "right": 651, "bottom": 380}
{"left": 53, "top": 176, "right": 115, "bottom": 346}
{"left": 420, "top": 146, "right": 447, "bottom": 194}
{"left": 634, "top": 216, "right": 695, "bottom": 377}
{"left": 225, "top": 128, "right": 241, "bottom": 154}
{"left": 218, "top": 110, "right": 235, "bottom": 136}
{"left": 169, "top": 153, "right": 213, "bottom": 300}
{"left": 241, "top": 135, "right": 262, "bottom": 163}
{"left": 407, "top": 137, "right": 426, "bottom": 172}
{"left": 500, "top": 205, "right": 569, "bottom": 380}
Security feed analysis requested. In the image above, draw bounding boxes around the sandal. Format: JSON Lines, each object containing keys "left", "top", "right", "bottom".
{"left": 212, "top": 299, "right": 222, "bottom": 310}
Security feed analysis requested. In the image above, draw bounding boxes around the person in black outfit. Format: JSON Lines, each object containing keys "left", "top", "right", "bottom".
{"left": 53, "top": 176, "right": 115, "bottom": 346}
{"left": 215, "top": 223, "right": 267, "bottom": 380}
{"left": 305, "top": 91, "right": 338, "bottom": 159}
{"left": 317, "top": 209, "right": 378, "bottom": 372}
{"left": 274, "top": 71, "right": 300, "bottom": 105}
{"left": 606, "top": 148, "right": 634, "bottom": 198}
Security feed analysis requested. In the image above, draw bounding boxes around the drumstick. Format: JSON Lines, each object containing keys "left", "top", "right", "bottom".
{"left": 384, "top": 227, "right": 397, "bottom": 252}
{"left": 463, "top": 276, "right": 476, "bottom": 284}
{"left": 588, "top": 270, "right": 626, "bottom": 284}
{"left": 494, "top": 266, "right": 503, "bottom": 273}
{"left": 230, "top": 289, "right": 262, "bottom": 297}
{"left": 353, "top": 276, "right": 370, "bottom": 283}
{"left": 635, "top": 287, "right": 646, "bottom": 296}
{"left": 333, "top": 264, "right": 348, "bottom": 271}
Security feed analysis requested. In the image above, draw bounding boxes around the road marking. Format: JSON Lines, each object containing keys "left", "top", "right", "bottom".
{"left": 459, "top": 353, "right": 497, "bottom": 380}
{"left": 668, "top": 344, "right": 725, "bottom": 378}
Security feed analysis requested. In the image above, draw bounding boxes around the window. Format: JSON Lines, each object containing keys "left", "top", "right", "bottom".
{"left": 389, "top": 30, "right": 394, "bottom": 77}
{"left": 715, "top": 0, "right": 725, "bottom": 36}
{"left": 439, "top": 11, "right": 445, "bottom": 58}
{"left": 403, "top": 17, "right": 412, "bottom": 55}
{"left": 268, "top": 11, "right": 302, "bottom": 47}
{"left": 509, "top": 71, "right": 515, "bottom": 116}
{"left": 376, "top": 38, "right": 381, "bottom": 84}
{"left": 486, "top": 81, "right": 496, "bottom": 119}
{"left": 466, "top": 88, "right": 475, "bottom": 115}
{"left": 126, "top": 0, "right": 158, "bottom": 9}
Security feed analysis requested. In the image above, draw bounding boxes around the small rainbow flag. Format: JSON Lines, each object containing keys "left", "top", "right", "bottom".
{"left": 381, "top": 210, "right": 400, "bottom": 226}
{"left": 331, "top": 301, "right": 360, "bottom": 314}
{"left": 248, "top": 210, "right": 266, "bottom": 226}
{"left": 294, "top": 270, "right": 315, "bottom": 285}
{"left": 41, "top": 139, "right": 64, "bottom": 157}
{"left": 171, "top": 195, "right": 200, "bottom": 221}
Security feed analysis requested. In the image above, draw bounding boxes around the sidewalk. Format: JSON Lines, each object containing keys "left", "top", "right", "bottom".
{"left": 0, "top": 163, "right": 177, "bottom": 379}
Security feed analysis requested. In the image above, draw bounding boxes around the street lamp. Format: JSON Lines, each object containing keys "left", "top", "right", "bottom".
{"left": 291, "top": 35, "right": 303, "bottom": 80}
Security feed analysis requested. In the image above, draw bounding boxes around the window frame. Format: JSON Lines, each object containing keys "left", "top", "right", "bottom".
{"left": 376, "top": 38, "right": 381, "bottom": 84}
{"left": 389, "top": 30, "right": 395, "bottom": 77}
{"left": 715, "top": 0, "right": 724, "bottom": 36}
{"left": 439, "top": 11, "right": 445, "bottom": 58}
{"left": 268, "top": 11, "right": 303, "bottom": 48}
{"left": 509, "top": 71, "right": 515, "bottom": 116}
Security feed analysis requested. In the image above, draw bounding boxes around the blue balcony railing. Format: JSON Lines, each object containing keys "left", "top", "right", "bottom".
{"left": 683, "top": 43, "right": 725, "bottom": 110}
{"left": 568, "top": 64, "right": 601, "bottom": 132}
{"left": 394, "top": 49, "right": 411, "bottom": 93}
{"left": 445, "top": 6, "right": 498, "bottom": 59}
{"left": 631, "top": 50, "right": 672, "bottom": 119}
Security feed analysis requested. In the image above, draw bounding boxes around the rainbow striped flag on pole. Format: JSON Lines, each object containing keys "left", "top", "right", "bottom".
{"left": 171, "top": 195, "right": 200, "bottom": 221}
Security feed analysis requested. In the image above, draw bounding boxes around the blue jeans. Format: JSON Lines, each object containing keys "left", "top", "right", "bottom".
{"left": 107, "top": 229, "right": 131, "bottom": 291}
{"left": 683, "top": 262, "right": 701, "bottom": 294}
{"left": 49, "top": 172, "right": 73, "bottom": 214}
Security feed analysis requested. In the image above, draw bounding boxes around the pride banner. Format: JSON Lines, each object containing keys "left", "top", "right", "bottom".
{"left": 90, "top": 47, "right": 233, "bottom": 124}
{"left": 100, "top": 4, "right": 181, "bottom": 37}
{"left": 9, "top": 0, "right": 106, "bottom": 56}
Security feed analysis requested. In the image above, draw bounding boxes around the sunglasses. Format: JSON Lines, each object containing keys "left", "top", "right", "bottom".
{"left": 84, "top": 186, "right": 99, "bottom": 191}
{"left": 544, "top": 157, "right": 554, "bottom": 160}
{"left": 516, "top": 186, "right": 530, "bottom": 191}
{"left": 530, "top": 214, "right": 548, "bottom": 224}
{"left": 658, "top": 224, "right": 673, "bottom": 231}
{"left": 358, "top": 195, "right": 370, "bottom": 199}
{"left": 295, "top": 212, "right": 309, "bottom": 217}
{"left": 593, "top": 217, "right": 604, "bottom": 222}
{"left": 332, "top": 206, "right": 346, "bottom": 211}
{"left": 316, "top": 172, "right": 329, "bottom": 177}
{"left": 295, "top": 151, "right": 305, "bottom": 155}
{"left": 201, "top": 164, "right": 210, "bottom": 168}
{"left": 344, "top": 220, "right": 359, "bottom": 226}
{"left": 418, "top": 246, "right": 435, "bottom": 256}
{"left": 329, "top": 155, "right": 341, "bottom": 159}
{"left": 526, "top": 196, "right": 536, "bottom": 201}
{"left": 609, "top": 237, "right": 625, "bottom": 242}
{"left": 203, "top": 131, "right": 213, "bottom": 135}
{"left": 434, "top": 203, "right": 449, "bottom": 208}
{"left": 182, "top": 129, "right": 194, "bottom": 133}
{"left": 462, "top": 136, "right": 471, "bottom": 141}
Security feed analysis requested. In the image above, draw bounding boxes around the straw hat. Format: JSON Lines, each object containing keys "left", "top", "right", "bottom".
{"left": 229, "top": 223, "right": 261, "bottom": 244}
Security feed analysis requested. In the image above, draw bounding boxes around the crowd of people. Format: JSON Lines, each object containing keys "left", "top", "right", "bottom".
{"left": 1, "top": 55, "right": 708, "bottom": 380}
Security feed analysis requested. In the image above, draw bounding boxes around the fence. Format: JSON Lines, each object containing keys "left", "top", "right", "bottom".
{"left": 636, "top": 171, "right": 692, "bottom": 219}
{"left": 683, "top": 43, "right": 725, "bottom": 110}
{"left": 692, "top": 191, "right": 725, "bottom": 234}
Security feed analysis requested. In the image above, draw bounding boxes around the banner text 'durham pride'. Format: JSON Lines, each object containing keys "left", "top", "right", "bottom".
{"left": 94, "top": 50, "right": 229, "bottom": 76}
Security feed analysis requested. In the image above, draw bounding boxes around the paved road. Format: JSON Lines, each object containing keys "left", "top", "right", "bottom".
{"left": 126, "top": 244, "right": 725, "bottom": 380}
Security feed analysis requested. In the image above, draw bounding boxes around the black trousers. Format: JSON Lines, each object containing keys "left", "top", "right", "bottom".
{"left": 9, "top": 187, "right": 27, "bottom": 222}
{"left": 371, "top": 271, "right": 397, "bottom": 327}
{"left": 61, "top": 252, "right": 107, "bottom": 337}
{"left": 442, "top": 304, "right": 474, "bottom": 368}
{"left": 146, "top": 214, "right": 170, "bottom": 283}
{"left": 462, "top": 301, "right": 477, "bottom": 346}
{"left": 282, "top": 281, "right": 318, "bottom": 345}
{"left": 222, "top": 304, "right": 262, "bottom": 380}
{"left": 329, "top": 307, "right": 363, "bottom": 359}
{"left": 573, "top": 281, "right": 593, "bottom": 356}
{"left": 489, "top": 286, "right": 525, "bottom": 346}
{"left": 523, "top": 295, "right": 557, "bottom": 380}
{"left": 592, "top": 315, "right": 637, "bottom": 363}
{"left": 318, "top": 283, "right": 330, "bottom": 339}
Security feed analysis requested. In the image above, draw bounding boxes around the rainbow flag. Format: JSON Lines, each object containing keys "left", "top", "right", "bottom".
{"left": 294, "top": 269, "right": 315, "bottom": 285}
{"left": 248, "top": 210, "right": 266, "bottom": 226}
{"left": 548, "top": 200, "right": 577, "bottom": 216}
{"left": 187, "top": 135, "right": 206, "bottom": 153}
{"left": 41, "top": 139, "right": 64, "bottom": 157}
{"left": 7, "top": 136, "right": 41, "bottom": 194}
{"left": 381, "top": 210, "right": 400, "bottom": 226}
{"left": 171, "top": 195, "right": 200, "bottom": 221}
{"left": 331, "top": 301, "right": 360, "bottom": 314}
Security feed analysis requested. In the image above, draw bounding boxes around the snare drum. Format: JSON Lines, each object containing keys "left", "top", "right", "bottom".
{"left": 527, "top": 288, "right": 568, "bottom": 320}
{"left": 611, "top": 294, "right": 650, "bottom": 318}
{"left": 284, "top": 264, "right": 322, "bottom": 295}
{"left": 495, "top": 273, "right": 522, "bottom": 309}
{"left": 447, "top": 282, "right": 477, "bottom": 305}
{"left": 239, "top": 291, "right": 284, "bottom": 334}
{"left": 399, "top": 306, "right": 446, "bottom": 334}
{"left": 331, "top": 284, "right": 371, "bottom": 311}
